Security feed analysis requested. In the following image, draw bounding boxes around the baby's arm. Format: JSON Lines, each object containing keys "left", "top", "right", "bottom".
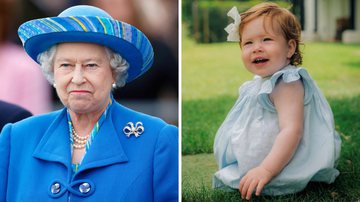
{"left": 239, "top": 80, "right": 304, "bottom": 200}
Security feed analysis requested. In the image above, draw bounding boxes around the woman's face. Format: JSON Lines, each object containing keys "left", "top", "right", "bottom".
{"left": 240, "top": 16, "right": 295, "bottom": 77}
{"left": 53, "top": 43, "right": 115, "bottom": 114}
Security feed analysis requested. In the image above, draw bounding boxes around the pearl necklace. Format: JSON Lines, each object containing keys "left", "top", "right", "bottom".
{"left": 72, "top": 128, "right": 89, "bottom": 149}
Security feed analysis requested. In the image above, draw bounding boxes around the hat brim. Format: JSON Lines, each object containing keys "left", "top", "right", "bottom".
{"left": 18, "top": 16, "right": 154, "bottom": 83}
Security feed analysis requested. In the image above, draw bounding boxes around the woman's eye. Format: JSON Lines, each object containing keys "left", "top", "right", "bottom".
{"left": 60, "top": 63, "right": 70, "bottom": 68}
{"left": 86, "top": 63, "right": 98, "bottom": 68}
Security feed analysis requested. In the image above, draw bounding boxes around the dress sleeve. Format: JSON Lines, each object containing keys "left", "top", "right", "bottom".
{"left": 153, "top": 125, "right": 179, "bottom": 202}
{"left": 0, "top": 124, "right": 11, "bottom": 200}
{"left": 257, "top": 67, "right": 314, "bottom": 112}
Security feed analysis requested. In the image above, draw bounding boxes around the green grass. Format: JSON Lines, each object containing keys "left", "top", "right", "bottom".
{"left": 182, "top": 34, "right": 360, "bottom": 101}
{"left": 182, "top": 26, "right": 360, "bottom": 153}
{"left": 182, "top": 95, "right": 360, "bottom": 155}
{"left": 182, "top": 96, "right": 360, "bottom": 201}
{"left": 182, "top": 25, "right": 360, "bottom": 200}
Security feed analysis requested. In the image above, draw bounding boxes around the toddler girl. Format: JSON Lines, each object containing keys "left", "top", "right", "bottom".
{"left": 213, "top": 2, "right": 341, "bottom": 200}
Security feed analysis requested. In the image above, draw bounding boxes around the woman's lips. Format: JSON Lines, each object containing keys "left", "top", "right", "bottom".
{"left": 70, "top": 90, "right": 91, "bottom": 94}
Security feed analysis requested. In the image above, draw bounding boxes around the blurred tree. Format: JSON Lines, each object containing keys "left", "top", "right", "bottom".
{"left": 183, "top": 0, "right": 292, "bottom": 43}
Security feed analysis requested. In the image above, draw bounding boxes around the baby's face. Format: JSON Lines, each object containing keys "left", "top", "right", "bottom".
{"left": 240, "top": 16, "right": 295, "bottom": 77}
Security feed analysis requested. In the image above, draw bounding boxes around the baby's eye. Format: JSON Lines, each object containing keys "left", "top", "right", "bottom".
{"left": 263, "top": 38, "right": 272, "bottom": 41}
{"left": 243, "top": 41, "right": 252, "bottom": 46}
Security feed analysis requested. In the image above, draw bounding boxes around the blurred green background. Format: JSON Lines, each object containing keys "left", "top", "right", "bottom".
{"left": 182, "top": 0, "right": 291, "bottom": 43}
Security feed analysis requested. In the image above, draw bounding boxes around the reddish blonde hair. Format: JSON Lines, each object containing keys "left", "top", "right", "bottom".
{"left": 239, "top": 2, "right": 302, "bottom": 66}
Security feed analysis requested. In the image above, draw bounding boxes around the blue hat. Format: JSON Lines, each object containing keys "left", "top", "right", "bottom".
{"left": 18, "top": 5, "right": 154, "bottom": 83}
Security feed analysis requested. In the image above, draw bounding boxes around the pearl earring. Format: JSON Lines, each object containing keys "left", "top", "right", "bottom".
{"left": 53, "top": 83, "right": 56, "bottom": 88}
{"left": 112, "top": 83, "right": 116, "bottom": 88}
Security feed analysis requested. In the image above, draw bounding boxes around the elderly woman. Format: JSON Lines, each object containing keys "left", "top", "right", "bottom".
{"left": 0, "top": 5, "right": 178, "bottom": 201}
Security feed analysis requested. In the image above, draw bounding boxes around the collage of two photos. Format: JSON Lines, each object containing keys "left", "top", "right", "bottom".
{"left": 0, "top": 0, "right": 360, "bottom": 201}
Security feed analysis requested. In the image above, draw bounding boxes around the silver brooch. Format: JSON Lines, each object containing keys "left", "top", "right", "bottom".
{"left": 123, "top": 122, "right": 144, "bottom": 138}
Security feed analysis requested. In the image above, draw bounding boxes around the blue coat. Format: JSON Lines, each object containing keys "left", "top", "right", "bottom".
{"left": 0, "top": 101, "right": 178, "bottom": 202}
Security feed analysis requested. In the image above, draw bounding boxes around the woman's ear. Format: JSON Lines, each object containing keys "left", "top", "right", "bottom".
{"left": 287, "top": 39, "right": 296, "bottom": 58}
{"left": 112, "top": 72, "right": 116, "bottom": 83}
{"left": 110, "top": 68, "right": 117, "bottom": 84}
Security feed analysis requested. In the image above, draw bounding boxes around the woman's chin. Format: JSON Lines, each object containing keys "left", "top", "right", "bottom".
{"left": 67, "top": 103, "right": 94, "bottom": 114}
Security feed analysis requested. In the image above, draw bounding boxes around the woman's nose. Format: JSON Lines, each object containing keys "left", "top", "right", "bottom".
{"left": 71, "top": 65, "right": 86, "bottom": 84}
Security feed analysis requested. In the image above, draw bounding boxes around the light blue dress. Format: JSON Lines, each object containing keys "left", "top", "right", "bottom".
{"left": 213, "top": 65, "right": 341, "bottom": 195}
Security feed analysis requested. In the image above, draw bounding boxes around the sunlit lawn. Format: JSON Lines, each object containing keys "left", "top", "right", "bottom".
{"left": 182, "top": 34, "right": 360, "bottom": 101}
{"left": 182, "top": 27, "right": 360, "bottom": 201}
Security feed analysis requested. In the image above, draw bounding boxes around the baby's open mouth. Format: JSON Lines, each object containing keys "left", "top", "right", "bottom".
{"left": 253, "top": 58, "right": 269, "bottom": 64}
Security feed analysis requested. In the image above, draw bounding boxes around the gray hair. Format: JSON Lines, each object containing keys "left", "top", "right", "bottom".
{"left": 37, "top": 45, "right": 129, "bottom": 88}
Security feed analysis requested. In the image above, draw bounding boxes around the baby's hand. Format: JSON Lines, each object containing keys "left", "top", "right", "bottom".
{"left": 239, "top": 166, "right": 273, "bottom": 200}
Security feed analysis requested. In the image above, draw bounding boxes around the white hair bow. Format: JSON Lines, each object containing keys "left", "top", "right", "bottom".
{"left": 224, "top": 6, "right": 241, "bottom": 42}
